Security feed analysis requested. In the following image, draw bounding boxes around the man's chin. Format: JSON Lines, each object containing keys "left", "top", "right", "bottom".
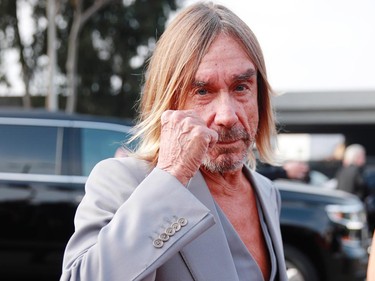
{"left": 202, "top": 155, "right": 244, "bottom": 174}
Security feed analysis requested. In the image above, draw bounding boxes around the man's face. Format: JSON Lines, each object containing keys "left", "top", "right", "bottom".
{"left": 183, "top": 34, "right": 259, "bottom": 173}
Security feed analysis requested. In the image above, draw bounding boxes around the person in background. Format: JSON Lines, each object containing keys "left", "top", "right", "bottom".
{"left": 257, "top": 161, "right": 309, "bottom": 181}
{"left": 60, "top": 2, "right": 288, "bottom": 281}
{"left": 336, "top": 143, "right": 367, "bottom": 199}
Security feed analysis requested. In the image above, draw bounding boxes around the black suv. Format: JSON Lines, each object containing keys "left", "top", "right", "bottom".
{"left": 278, "top": 179, "right": 368, "bottom": 281}
{"left": 0, "top": 109, "right": 133, "bottom": 280}
{"left": 0, "top": 109, "right": 370, "bottom": 281}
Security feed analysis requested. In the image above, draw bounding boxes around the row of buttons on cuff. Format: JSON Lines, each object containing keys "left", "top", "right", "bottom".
{"left": 153, "top": 217, "right": 188, "bottom": 248}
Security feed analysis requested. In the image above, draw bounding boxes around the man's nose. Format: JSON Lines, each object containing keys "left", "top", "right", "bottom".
{"left": 213, "top": 95, "right": 239, "bottom": 128}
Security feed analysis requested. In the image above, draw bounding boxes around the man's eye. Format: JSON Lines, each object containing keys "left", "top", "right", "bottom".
{"left": 196, "top": 88, "right": 208, "bottom": 95}
{"left": 235, "top": 84, "right": 247, "bottom": 92}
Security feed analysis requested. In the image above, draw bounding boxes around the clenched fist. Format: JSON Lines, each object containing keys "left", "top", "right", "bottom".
{"left": 156, "top": 110, "right": 218, "bottom": 185}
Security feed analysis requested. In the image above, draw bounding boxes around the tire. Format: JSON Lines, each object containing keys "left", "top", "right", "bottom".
{"left": 284, "top": 245, "right": 319, "bottom": 281}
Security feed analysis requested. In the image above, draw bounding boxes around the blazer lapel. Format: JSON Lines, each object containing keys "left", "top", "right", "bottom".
{"left": 245, "top": 169, "right": 288, "bottom": 281}
{"left": 180, "top": 171, "right": 240, "bottom": 281}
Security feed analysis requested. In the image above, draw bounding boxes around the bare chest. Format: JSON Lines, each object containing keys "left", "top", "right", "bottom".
{"left": 214, "top": 192, "right": 262, "bottom": 247}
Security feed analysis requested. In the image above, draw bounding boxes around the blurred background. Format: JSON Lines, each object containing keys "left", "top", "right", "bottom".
{"left": 0, "top": 0, "right": 182, "bottom": 117}
{"left": 1, "top": 0, "right": 374, "bottom": 117}
{"left": 1, "top": 0, "right": 375, "bottom": 280}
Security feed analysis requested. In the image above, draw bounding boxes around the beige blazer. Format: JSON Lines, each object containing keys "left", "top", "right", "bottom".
{"left": 60, "top": 157, "right": 288, "bottom": 281}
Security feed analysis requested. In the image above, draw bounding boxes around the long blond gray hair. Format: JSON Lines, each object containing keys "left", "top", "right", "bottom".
{"left": 131, "top": 2, "right": 276, "bottom": 169}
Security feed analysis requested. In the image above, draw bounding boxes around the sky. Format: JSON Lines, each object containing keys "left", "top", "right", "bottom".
{"left": 2, "top": 0, "right": 375, "bottom": 96}
{"left": 183, "top": 0, "right": 375, "bottom": 93}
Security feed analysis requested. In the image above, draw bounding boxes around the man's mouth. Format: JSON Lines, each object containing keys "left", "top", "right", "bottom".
{"left": 216, "top": 139, "right": 241, "bottom": 145}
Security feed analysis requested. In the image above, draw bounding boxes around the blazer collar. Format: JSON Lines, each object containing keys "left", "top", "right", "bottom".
{"left": 181, "top": 170, "right": 240, "bottom": 281}
{"left": 182, "top": 166, "right": 287, "bottom": 281}
{"left": 245, "top": 169, "right": 288, "bottom": 281}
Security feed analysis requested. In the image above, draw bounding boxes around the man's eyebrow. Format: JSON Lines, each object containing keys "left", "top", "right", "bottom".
{"left": 192, "top": 80, "right": 207, "bottom": 87}
{"left": 234, "top": 69, "right": 257, "bottom": 81}
{"left": 192, "top": 69, "right": 257, "bottom": 87}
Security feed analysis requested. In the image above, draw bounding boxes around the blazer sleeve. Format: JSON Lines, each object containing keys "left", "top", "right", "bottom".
{"left": 60, "top": 157, "right": 216, "bottom": 281}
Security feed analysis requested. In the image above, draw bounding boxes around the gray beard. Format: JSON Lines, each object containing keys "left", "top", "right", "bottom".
{"left": 202, "top": 126, "right": 255, "bottom": 173}
{"left": 202, "top": 145, "right": 251, "bottom": 174}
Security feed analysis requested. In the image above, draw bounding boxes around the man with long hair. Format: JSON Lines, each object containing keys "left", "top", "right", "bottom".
{"left": 61, "top": 2, "right": 288, "bottom": 280}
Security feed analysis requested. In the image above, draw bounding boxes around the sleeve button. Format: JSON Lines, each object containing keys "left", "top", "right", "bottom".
{"left": 172, "top": 222, "right": 181, "bottom": 232}
{"left": 159, "top": 233, "right": 170, "bottom": 241}
{"left": 165, "top": 227, "right": 175, "bottom": 236}
{"left": 153, "top": 238, "right": 164, "bottom": 248}
{"left": 178, "top": 217, "right": 188, "bottom": 226}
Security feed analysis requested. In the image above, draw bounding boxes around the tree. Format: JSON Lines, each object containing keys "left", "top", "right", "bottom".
{"left": 46, "top": 0, "right": 58, "bottom": 111}
{"left": 0, "top": 0, "right": 46, "bottom": 108}
{"left": 65, "top": 0, "right": 114, "bottom": 114}
{"left": 0, "top": 0, "right": 180, "bottom": 119}
{"left": 70, "top": 0, "right": 180, "bottom": 118}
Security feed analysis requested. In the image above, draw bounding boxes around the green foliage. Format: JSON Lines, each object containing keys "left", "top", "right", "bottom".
{"left": 0, "top": 0, "right": 181, "bottom": 119}
{"left": 74, "top": 0, "right": 180, "bottom": 119}
{"left": 0, "top": 0, "right": 47, "bottom": 87}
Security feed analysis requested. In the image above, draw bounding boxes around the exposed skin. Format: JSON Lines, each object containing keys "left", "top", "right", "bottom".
{"left": 157, "top": 34, "right": 271, "bottom": 280}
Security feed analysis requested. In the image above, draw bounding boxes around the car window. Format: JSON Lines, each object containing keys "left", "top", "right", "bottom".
{"left": 81, "top": 128, "right": 131, "bottom": 176}
{"left": 0, "top": 124, "right": 61, "bottom": 175}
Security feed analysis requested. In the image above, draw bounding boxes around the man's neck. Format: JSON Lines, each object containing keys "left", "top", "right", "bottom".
{"left": 200, "top": 166, "right": 248, "bottom": 196}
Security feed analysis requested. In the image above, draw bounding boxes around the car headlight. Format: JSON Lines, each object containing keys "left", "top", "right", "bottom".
{"left": 325, "top": 204, "right": 367, "bottom": 230}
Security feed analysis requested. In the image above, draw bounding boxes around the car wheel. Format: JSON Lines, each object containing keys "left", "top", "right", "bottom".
{"left": 284, "top": 245, "right": 319, "bottom": 281}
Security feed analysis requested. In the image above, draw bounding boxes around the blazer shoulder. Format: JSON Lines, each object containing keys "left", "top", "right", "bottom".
{"left": 252, "top": 169, "right": 274, "bottom": 184}
{"left": 245, "top": 167, "right": 282, "bottom": 210}
{"left": 90, "top": 157, "right": 152, "bottom": 181}
{"left": 84, "top": 157, "right": 153, "bottom": 205}
{"left": 247, "top": 167, "right": 275, "bottom": 189}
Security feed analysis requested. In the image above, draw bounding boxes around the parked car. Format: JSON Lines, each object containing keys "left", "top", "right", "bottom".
{"left": 277, "top": 179, "right": 369, "bottom": 281}
{"left": 0, "top": 109, "right": 370, "bottom": 281}
{"left": 0, "top": 109, "right": 134, "bottom": 280}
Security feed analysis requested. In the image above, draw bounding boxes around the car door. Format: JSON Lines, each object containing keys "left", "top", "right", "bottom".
{"left": 0, "top": 121, "right": 82, "bottom": 277}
